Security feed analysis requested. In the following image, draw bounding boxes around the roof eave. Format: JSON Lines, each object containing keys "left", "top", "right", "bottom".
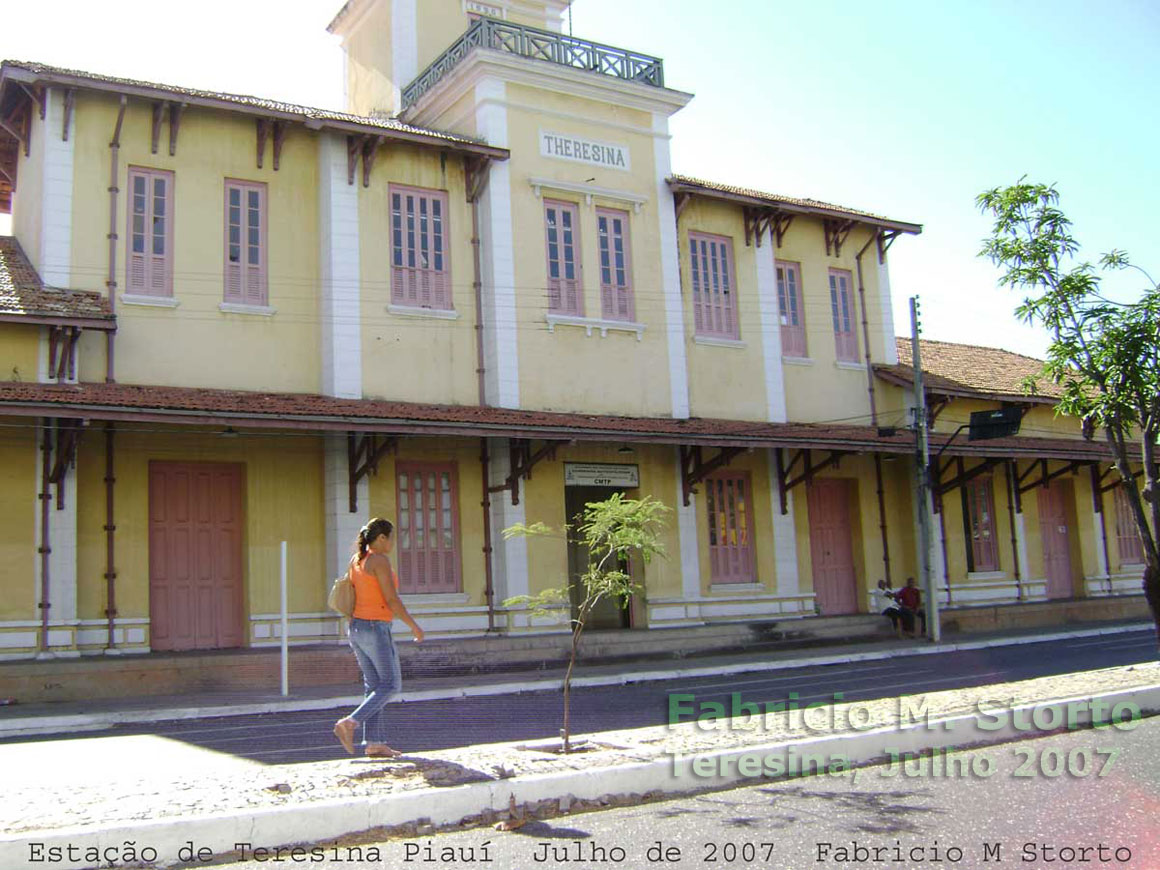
{"left": 0, "top": 63, "right": 509, "bottom": 161}
{"left": 0, "top": 311, "right": 115, "bottom": 331}
{"left": 668, "top": 178, "right": 922, "bottom": 235}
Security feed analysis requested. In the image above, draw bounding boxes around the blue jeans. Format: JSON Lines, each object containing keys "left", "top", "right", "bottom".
{"left": 347, "top": 618, "right": 402, "bottom": 746}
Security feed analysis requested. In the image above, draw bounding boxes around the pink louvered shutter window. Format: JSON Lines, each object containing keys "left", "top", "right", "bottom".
{"left": 391, "top": 186, "right": 451, "bottom": 310}
{"left": 597, "top": 208, "right": 633, "bottom": 321}
{"left": 776, "top": 260, "right": 807, "bottom": 357}
{"left": 224, "top": 181, "right": 267, "bottom": 306}
{"left": 706, "top": 472, "right": 756, "bottom": 583}
{"left": 396, "top": 463, "right": 462, "bottom": 594}
{"left": 689, "top": 232, "right": 738, "bottom": 339}
{"left": 127, "top": 167, "right": 174, "bottom": 297}
{"left": 829, "top": 269, "right": 858, "bottom": 362}
{"left": 1114, "top": 486, "right": 1144, "bottom": 564}
{"left": 544, "top": 200, "right": 582, "bottom": 315}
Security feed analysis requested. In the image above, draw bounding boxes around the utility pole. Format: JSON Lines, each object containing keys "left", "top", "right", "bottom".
{"left": 910, "top": 296, "right": 940, "bottom": 642}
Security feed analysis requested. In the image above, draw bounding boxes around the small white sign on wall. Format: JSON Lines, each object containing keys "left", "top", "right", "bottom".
{"left": 540, "top": 130, "right": 631, "bottom": 172}
{"left": 565, "top": 463, "right": 640, "bottom": 488}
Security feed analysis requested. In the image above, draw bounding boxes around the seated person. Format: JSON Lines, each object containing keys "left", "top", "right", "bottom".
{"left": 872, "top": 579, "right": 904, "bottom": 638}
{"left": 896, "top": 576, "right": 927, "bottom": 638}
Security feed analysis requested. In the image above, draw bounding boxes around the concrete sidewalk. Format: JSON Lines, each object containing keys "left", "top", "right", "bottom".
{"left": 1, "top": 642, "right": 1158, "bottom": 870}
{"left": 0, "top": 619, "right": 1151, "bottom": 739}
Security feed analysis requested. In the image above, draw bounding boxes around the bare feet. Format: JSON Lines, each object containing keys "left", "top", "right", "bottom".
{"left": 333, "top": 718, "right": 357, "bottom": 755}
{"left": 365, "top": 743, "right": 403, "bottom": 758}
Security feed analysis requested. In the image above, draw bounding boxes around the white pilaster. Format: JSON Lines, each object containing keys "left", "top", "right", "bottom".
{"left": 653, "top": 113, "right": 690, "bottom": 419}
{"left": 475, "top": 78, "right": 520, "bottom": 408}
{"left": 1014, "top": 511, "right": 1031, "bottom": 597}
{"left": 318, "top": 133, "right": 362, "bottom": 399}
{"left": 770, "top": 463, "right": 799, "bottom": 597}
{"left": 754, "top": 236, "right": 787, "bottom": 422}
{"left": 39, "top": 88, "right": 74, "bottom": 289}
{"left": 391, "top": 0, "right": 419, "bottom": 113}
{"left": 487, "top": 438, "right": 530, "bottom": 622}
{"left": 33, "top": 427, "right": 79, "bottom": 658}
{"left": 323, "top": 433, "right": 367, "bottom": 585}
{"left": 1092, "top": 509, "right": 1110, "bottom": 586}
{"left": 877, "top": 256, "right": 898, "bottom": 365}
{"left": 676, "top": 450, "right": 702, "bottom": 618}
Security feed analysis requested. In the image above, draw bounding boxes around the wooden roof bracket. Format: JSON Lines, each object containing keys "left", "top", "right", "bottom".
{"left": 824, "top": 218, "right": 856, "bottom": 257}
{"left": 681, "top": 445, "right": 745, "bottom": 506}
{"left": 168, "top": 102, "right": 185, "bottom": 156}
{"left": 934, "top": 456, "right": 1005, "bottom": 498}
{"left": 47, "top": 325, "right": 81, "bottom": 383}
{"left": 877, "top": 229, "right": 902, "bottom": 264}
{"left": 775, "top": 447, "right": 849, "bottom": 514}
{"left": 0, "top": 105, "right": 30, "bottom": 157}
{"left": 61, "top": 88, "right": 75, "bottom": 142}
{"left": 346, "top": 135, "right": 363, "bottom": 185}
{"left": 362, "top": 135, "right": 385, "bottom": 188}
{"left": 488, "top": 438, "right": 560, "bottom": 505}
{"left": 18, "top": 82, "right": 45, "bottom": 120}
{"left": 272, "top": 121, "right": 286, "bottom": 170}
{"left": 773, "top": 211, "right": 794, "bottom": 247}
{"left": 256, "top": 118, "right": 269, "bottom": 168}
{"left": 674, "top": 191, "right": 692, "bottom": 220}
{"left": 347, "top": 432, "right": 399, "bottom": 512}
{"left": 465, "top": 154, "right": 491, "bottom": 202}
{"left": 151, "top": 102, "right": 164, "bottom": 154}
{"left": 1017, "top": 458, "right": 1090, "bottom": 497}
{"left": 48, "top": 418, "right": 83, "bottom": 511}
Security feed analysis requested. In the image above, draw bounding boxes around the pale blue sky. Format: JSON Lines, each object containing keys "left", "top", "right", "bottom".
{"left": 3, "top": 0, "right": 1157, "bottom": 358}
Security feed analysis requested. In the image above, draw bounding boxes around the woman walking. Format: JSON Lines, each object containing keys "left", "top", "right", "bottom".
{"left": 333, "top": 517, "right": 425, "bottom": 758}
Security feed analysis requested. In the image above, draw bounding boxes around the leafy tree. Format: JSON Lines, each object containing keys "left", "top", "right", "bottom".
{"left": 503, "top": 493, "right": 670, "bottom": 752}
{"left": 977, "top": 180, "right": 1160, "bottom": 642}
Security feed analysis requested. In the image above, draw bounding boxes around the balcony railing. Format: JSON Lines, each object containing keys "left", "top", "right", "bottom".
{"left": 401, "top": 17, "right": 665, "bottom": 110}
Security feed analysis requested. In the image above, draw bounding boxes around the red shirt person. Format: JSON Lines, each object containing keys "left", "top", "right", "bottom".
{"left": 897, "top": 577, "right": 926, "bottom": 637}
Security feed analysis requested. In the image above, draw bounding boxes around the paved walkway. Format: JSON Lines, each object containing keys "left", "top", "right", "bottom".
{"left": 0, "top": 619, "right": 1150, "bottom": 737}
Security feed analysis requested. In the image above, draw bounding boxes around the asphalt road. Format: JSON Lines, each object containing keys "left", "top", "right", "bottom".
{"left": 7, "top": 629, "right": 1156, "bottom": 766}
{"left": 211, "top": 711, "right": 1160, "bottom": 869}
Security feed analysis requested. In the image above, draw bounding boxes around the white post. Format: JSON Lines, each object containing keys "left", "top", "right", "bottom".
{"left": 280, "top": 540, "right": 289, "bottom": 697}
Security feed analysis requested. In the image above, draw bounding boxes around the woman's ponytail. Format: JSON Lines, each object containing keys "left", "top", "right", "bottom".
{"left": 353, "top": 517, "right": 394, "bottom": 559}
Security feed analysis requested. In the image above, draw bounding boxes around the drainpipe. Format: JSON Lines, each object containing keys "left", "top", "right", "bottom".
{"left": 469, "top": 164, "right": 495, "bottom": 630}
{"left": 1005, "top": 460, "right": 1023, "bottom": 601}
{"left": 874, "top": 454, "right": 892, "bottom": 585}
{"left": 855, "top": 230, "right": 879, "bottom": 428}
{"left": 480, "top": 438, "right": 496, "bottom": 632}
{"left": 38, "top": 420, "right": 52, "bottom": 654}
{"left": 105, "top": 96, "right": 127, "bottom": 383}
{"left": 104, "top": 422, "right": 118, "bottom": 650}
{"left": 1091, "top": 464, "right": 1112, "bottom": 594}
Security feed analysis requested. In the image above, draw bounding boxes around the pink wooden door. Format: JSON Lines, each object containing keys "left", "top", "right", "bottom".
{"left": 1038, "top": 481, "right": 1074, "bottom": 599}
{"left": 149, "top": 462, "right": 245, "bottom": 651}
{"left": 807, "top": 479, "right": 858, "bottom": 615}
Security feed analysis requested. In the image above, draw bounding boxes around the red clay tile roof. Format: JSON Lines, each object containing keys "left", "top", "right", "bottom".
{"left": 668, "top": 175, "right": 922, "bottom": 234}
{"left": 0, "top": 236, "right": 114, "bottom": 326}
{"left": 0, "top": 381, "right": 1119, "bottom": 461}
{"left": 877, "top": 338, "right": 1063, "bottom": 403}
{"left": 1, "top": 61, "right": 507, "bottom": 158}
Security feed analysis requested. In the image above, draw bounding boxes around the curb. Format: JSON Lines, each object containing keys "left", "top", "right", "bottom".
{"left": 4, "top": 681, "right": 1158, "bottom": 870}
{"left": 0, "top": 622, "right": 1150, "bottom": 739}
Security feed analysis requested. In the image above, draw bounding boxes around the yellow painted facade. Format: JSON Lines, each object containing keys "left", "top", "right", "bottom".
{"left": 0, "top": 0, "right": 1142, "bottom": 663}
{"left": 70, "top": 92, "right": 322, "bottom": 393}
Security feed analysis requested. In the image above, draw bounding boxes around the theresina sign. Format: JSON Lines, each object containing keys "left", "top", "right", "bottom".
{"left": 540, "top": 130, "right": 631, "bottom": 171}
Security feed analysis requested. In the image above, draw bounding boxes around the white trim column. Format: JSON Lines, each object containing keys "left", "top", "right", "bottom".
{"left": 323, "top": 434, "right": 366, "bottom": 590}
{"left": 1014, "top": 510, "right": 1031, "bottom": 599}
{"left": 476, "top": 78, "right": 520, "bottom": 408}
{"left": 39, "top": 88, "right": 74, "bottom": 288}
{"left": 877, "top": 256, "right": 899, "bottom": 365}
{"left": 676, "top": 449, "right": 703, "bottom": 621}
{"left": 319, "top": 133, "right": 363, "bottom": 601}
{"left": 319, "top": 132, "right": 361, "bottom": 399}
{"left": 390, "top": 0, "right": 419, "bottom": 114}
{"left": 770, "top": 463, "right": 800, "bottom": 598}
{"left": 653, "top": 112, "right": 689, "bottom": 419}
{"left": 487, "top": 438, "right": 530, "bottom": 626}
{"left": 754, "top": 233, "right": 787, "bottom": 423}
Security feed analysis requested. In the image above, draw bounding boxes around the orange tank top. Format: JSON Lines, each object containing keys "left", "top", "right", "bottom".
{"left": 350, "top": 555, "right": 397, "bottom": 621}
